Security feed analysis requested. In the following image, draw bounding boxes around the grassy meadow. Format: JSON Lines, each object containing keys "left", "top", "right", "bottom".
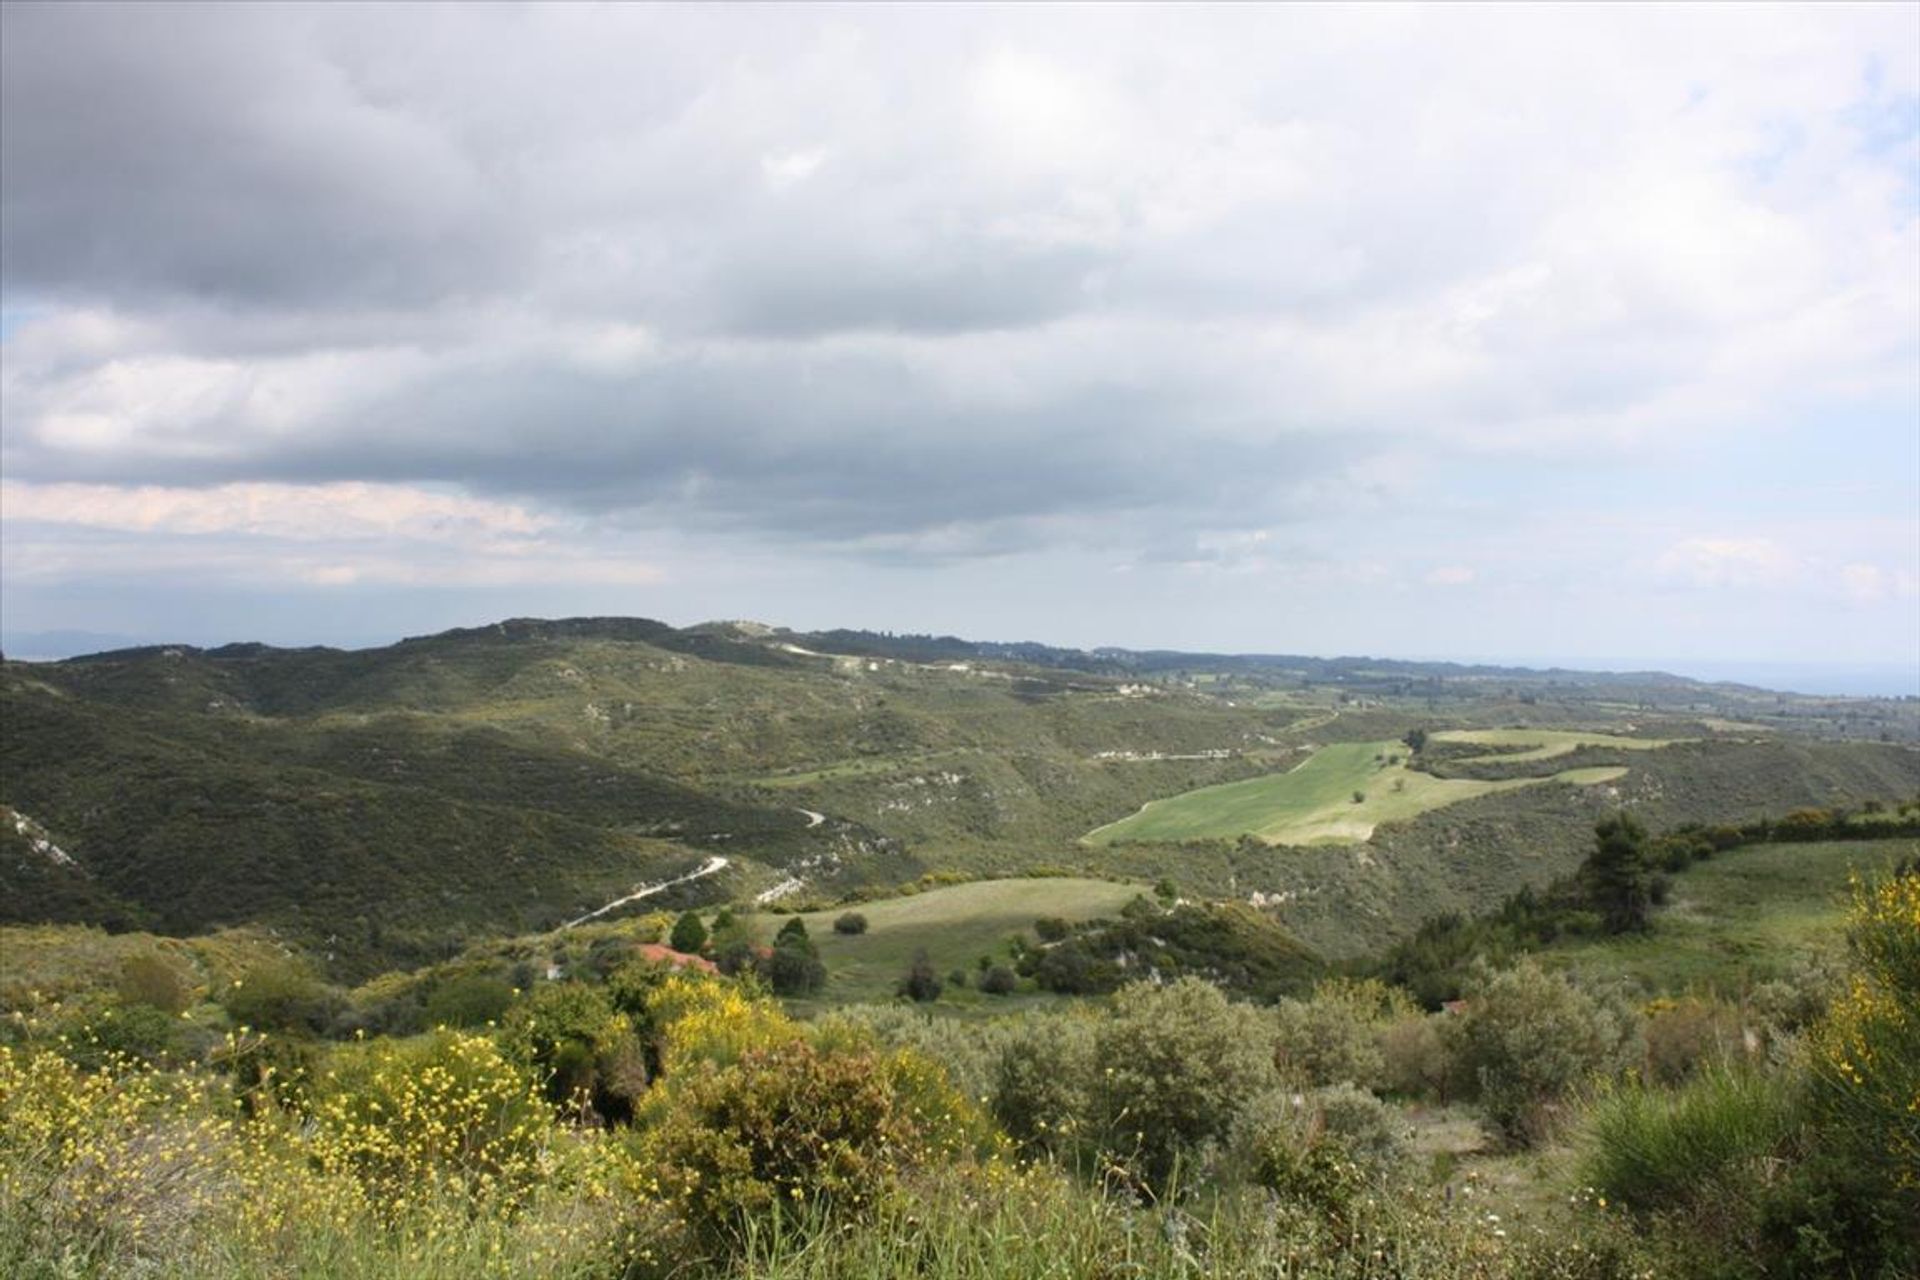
{"left": 1431, "top": 728, "right": 1681, "bottom": 762}
{"left": 1084, "top": 737, "right": 1626, "bottom": 846}
{"left": 749, "top": 877, "right": 1144, "bottom": 1002}
{"left": 1543, "top": 834, "right": 1918, "bottom": 993}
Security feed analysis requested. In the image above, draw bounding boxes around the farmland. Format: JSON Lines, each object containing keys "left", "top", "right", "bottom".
{"left": 1431, "top": 727, "right": 1681, "bottom": 761}
{"left": 749, "top": 876, "right": 1144, "bottom": 1003}
{"left": 1083, "top": 737, "right": 1628, "bottom": 846}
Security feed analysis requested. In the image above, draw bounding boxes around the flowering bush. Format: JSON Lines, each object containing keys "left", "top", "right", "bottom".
{"left": 309, "top": 1029, "right": 554, "bottom": 1208}
{"left": 644, "top": 1038, "right": 961, "bottom": 1255}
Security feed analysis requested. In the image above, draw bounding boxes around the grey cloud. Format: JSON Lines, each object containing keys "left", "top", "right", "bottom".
{"left": 1, "top": 5, "right": 519, "bottom": 310}
{"left": 2, "top": 2, "right": 1912, "bottom": 584}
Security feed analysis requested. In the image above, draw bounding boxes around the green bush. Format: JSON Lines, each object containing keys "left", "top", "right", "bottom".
{"left": 1271, "top": 978, "right": 1409, "bottom": 1090}
{"left": 833, "top": 912, "right": 868, "bottom": 936}
{"left": 670, "top": 911, "right": 709, "bottom": 955}
{"left": 646, "top": 1038, "right": 939, "bottom": 1254}
{"left": 764, "top": 926, "right": 827, "bottom": 997}
{"left": 221, "top": 958, "right": 341, "bottom": 1036}
{"left": 1641, "top": 997, "right": 1738, "bottom": 1084}
{"left": 423, "top": 973, "right": 515, "bottom": 1029}
{"left": 1581, "top": 1067, "right": 1797, "bottom": 1213}
{"left": 1445, "top": 959, "right": 1640, "bottom": 1146}
{"left": 1378, "top": 1013, "right": 1450, "bottom": 1100}
{"left": 1089, "top": 978, "right": 1274, "bottom": 1195}
{"left": 991, "top": 1013, "right": 1093, "bottom": 1158}
{"left": 115, "top": 952, "right": 192, "bottom": 1014}
{"left": 1232, "top": 1084, "right": 1404, "bottom": 1223}
{"left": 898, "top": 950, "right": 942, "bottom": 1003}
{"left": 54, "top": 998, "right": 183, "bottom": 1070}
{"left": 499, "top": 981, "right": 647, "bottom": 1120}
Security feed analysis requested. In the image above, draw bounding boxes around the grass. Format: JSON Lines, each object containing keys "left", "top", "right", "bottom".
{"left": 1431, "top": 728, "right": 1679, "bottom": 763}
{"left": 1580, "top": 1067, "right": 1797, "bottom": 1212}
{"left": 752, "top": 877, "right": 1144, "bottom": 1003}
{"left": 1544, "top": 836, "right": 1917, "bottom": 993}
{"left": 1083, "top": 739, "right": 1626, "bottom": 846}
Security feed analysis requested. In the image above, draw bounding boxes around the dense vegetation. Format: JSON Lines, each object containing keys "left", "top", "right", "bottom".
{"left": 4, "top": 617, "right": 1919, "bottom": 1276}
{"left": 3, "top": 856, "right": 1915, "bottom": 1277}
{"left": 7, "top": 619, "right": 1918, "bottom": 980}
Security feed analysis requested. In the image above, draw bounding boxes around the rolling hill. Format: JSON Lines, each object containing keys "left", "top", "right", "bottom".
{"left": 4, "top": 616, "right": 1915, "bottom": 977}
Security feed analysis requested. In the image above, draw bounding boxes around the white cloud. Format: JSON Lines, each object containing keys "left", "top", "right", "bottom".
{"left": 0, "top": 480, "right": 550, "bottom": 542}
{"left": 1840, "top": 563, "right": 1920, "bottom": 604}
{"left": 1655, "top": 537, "right": 1801, "bottom": 589}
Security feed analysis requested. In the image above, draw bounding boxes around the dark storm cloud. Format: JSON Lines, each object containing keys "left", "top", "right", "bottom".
{"left": 0, "top": 4, "right": 520, "bottom": 310}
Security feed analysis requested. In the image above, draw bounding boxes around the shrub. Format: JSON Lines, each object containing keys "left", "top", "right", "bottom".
{"left": 833, "top": 912, "right": 869, "bottom": 936}
{"left": 645, "top": 1038, "right": 956, "bottom": 1254}
{"left": 54, "top": 998, "right": 183, "bottom": 1070}
{"left": 499, "top": 981, "right": 647, "bottom": 1120}
{"left": 1791, "top": 873, "right": 1920, "bottom": 1273}
{"left": 992, "top": 1012, "right": 1094, "bottom": 1158}
{"left": 980, "top": 965, "right": 1018, "bottom": 996}
{"left": 1379, "top": 1013, "right": 1451, "bottom": 1101}
{"left": 221, "top": 959, "right": 340, "bottom": 1036}
{"left": 309, "top": 1029, "right": 552, "bottom": 1206}
{"left": 898, "top": 950, "right": 942, "bottom": 1003}
{"left": 669, "top": 911, "right": 709, "bottom": 955}
{"left": 423, "top": 973, "right": 514, "bottom": 1029}
{"left": 1445, "top": 959, "right": 1640, "bottom": 1146}
{"left": 1033, "top": 916, "right": 1071, "bottom": 942}
{"left": 764, "top": 929, "right": 827, "bottom": 997}
{"left": 648, "top": 974, "right": 797, "bottom": 1076}
{"left": 1641, "top": 996, "right": 1738, "bottom": 1084}
{"left": 1271, "top": 978, "right": 1410, "bottom": 1090}
{"left": 1232, "top": 1084, "right": 1405, "bottom": 1224}
{"left": 115, "top": 952, "right": 192, "bottom": 1014}
{"left": 1581, "top": 1066, "right": 1796, "bottom": 1215}
{"left": 1089, "top": 978, "right": 1274, "bottom": 1194}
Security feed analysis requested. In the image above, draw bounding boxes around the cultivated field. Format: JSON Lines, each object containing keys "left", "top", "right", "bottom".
{"left": 1432, "top": 727, "right": 1680, "bottom": 762}
{"left": 752, "top": 876, "right": 1144, "bottom": 1003}
{"left": 1083, "top": 738, "right": 1626, "bottom": 846}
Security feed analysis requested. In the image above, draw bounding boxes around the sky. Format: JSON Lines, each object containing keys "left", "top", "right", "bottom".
{"left": 2, "top": 3, "right": 1917, "bottom": 693}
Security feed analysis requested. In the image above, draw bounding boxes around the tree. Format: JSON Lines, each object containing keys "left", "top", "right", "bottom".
{"left": 833, "top": 911, "right": 869, "bottom": 935}
{"left": 1403, "top": 727, "right": 1429, "bottom": 754}
{"left": 979, "top": 964, "right": 1018, "bottom": 995}
{"left": 898, "top": 949, "right": 942, "bottom": 1002}
{"left": 1588, "top": 813, "right": 1653, "bottom": 934}
{"left": 765, "top": 926, "right": 827, "bottom": 997}
{"left": 670, "top": 911, "right": 709, "bottom": 955}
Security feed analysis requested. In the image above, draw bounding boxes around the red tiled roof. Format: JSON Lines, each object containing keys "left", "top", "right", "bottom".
{"left": 634, "top": 943, "right": 718, "bottom": 975}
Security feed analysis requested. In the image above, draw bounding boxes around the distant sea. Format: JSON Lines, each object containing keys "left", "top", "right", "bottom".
{"left": 1643, "top": 660, "right": 1920, "bottom": 699}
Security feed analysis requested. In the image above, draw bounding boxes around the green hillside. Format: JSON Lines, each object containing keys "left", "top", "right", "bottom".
{"left": 1084, "top": 738, "right": 1628, "bottom": 846}
{"left": 1544, "top": 835, "right": 1917, "bottom": 993}
{"left": 5, "top": 619, "right": 1917, "bottom": 981}
{"left": 750, "top": 877, "right": 1146, "bottom": 1003}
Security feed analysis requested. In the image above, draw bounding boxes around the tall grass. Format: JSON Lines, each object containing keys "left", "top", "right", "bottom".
{"left": 1580, "top": 1066, "right": 1797, "bottom": 1212}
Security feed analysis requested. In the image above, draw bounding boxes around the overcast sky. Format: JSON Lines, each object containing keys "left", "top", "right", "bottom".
{"left": 2, "top": 3, "right": 1916, "bottom": 690}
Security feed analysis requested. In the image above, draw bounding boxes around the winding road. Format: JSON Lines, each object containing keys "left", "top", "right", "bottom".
{"left": 561, "top": 855, "right": 730, "bottom": 929}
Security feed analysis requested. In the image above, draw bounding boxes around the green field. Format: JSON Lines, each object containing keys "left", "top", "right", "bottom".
{"left": 1431, "top": 728, "right": 1680, "bottom": 763}
{"left": 1543, "top": 836, "right": 1916, "bottom": 993}
{"left": 1083, "top": 739, "right": 1626, "bottom": 846}
{"left": 753, "top": 877, "right": 1144, "bottom": 1003}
